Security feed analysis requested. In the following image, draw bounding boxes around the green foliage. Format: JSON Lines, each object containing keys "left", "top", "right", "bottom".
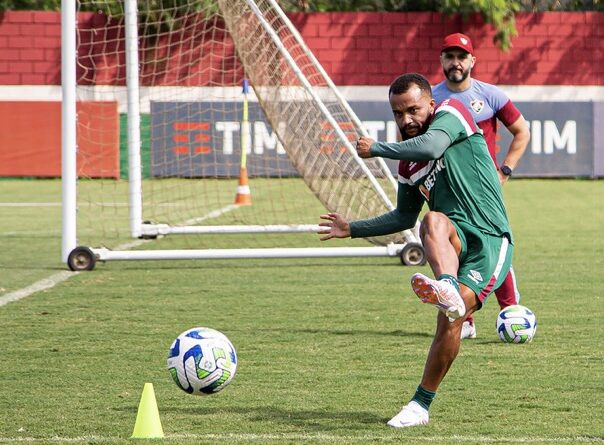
{"left": 2, "top": 0, "right": 601, "bottom": 50}
{"left": 281, "top": 0, "right": 520, "bottom": 50}
{"left": 280, "top": 0, "right": 601, "bottom": 49}
{"left": 0, "top": 0, "right": 59, "bottom": 10}
{"left": 439, "top": 0, "right": 520, "bottom": 50}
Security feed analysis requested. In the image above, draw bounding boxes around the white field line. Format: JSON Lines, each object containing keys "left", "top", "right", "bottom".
{"left": 181, "top": 204, "right": 238, "bottom": 225}
{"left": 0, "top": 271, "right": 76, "bottom": 307}
{"left": 0, "top": 204, "right": 238, "bottom": 308}
{"left": 0, "top": 433, "right": 601, "bottom": 443}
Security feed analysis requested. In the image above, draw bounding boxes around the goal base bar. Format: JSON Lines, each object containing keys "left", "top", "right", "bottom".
{"left": 92, "top": 245, "right": 406, "bottom": 261}
{"left": 140, "top": 223, "right": 323, "bottom": 236}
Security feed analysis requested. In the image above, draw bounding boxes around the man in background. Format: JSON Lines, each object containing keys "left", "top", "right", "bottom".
{"left": 433, "top": 33, "right": 530, "bottom": 340}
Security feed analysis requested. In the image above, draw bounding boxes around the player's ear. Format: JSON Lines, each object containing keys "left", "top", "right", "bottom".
{"left": 470, "top": 55, "right": 476, "bottom": 68}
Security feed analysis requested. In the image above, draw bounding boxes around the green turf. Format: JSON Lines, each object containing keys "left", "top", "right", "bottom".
{"left": 0, "top": 179, "right": 603, "bottom": 444}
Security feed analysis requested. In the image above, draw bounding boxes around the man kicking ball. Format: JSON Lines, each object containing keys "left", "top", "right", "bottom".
{"left": 318, "top": 73, "right": 514, "bottom": 427}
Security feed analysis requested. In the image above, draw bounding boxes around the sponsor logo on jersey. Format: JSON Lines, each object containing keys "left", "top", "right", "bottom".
{"left": 418, "top": 158, "right": 445, "bottom": 200}
{"left": 470, "top": 99, "right": 484, "bottom": 113}
{"left": 467, "top": 269, "right": 483, "bottom": 284}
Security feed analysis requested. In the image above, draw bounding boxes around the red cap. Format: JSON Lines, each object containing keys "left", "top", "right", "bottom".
{"left": 441, "top": 33, "right": 473, "bottom": 54}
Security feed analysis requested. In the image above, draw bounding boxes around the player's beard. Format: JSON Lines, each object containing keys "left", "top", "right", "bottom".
{"left": 398, "top": 121, "right": 428, "bottom": 140}
{"left": 444, "top": 66, "right": 470, "bottom": 83}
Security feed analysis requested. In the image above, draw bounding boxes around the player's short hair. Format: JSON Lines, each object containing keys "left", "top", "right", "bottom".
{"left": 389, "top": 73, "right": 432, "bottom": 98}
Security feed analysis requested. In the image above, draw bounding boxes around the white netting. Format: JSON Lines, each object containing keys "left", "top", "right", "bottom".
{"left": 72, "top": 0, "right": 402, "bottom": 251}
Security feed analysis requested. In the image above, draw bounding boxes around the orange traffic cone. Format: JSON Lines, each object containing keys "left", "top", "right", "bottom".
{"left": 234, "top": 166, "right": 252, "bottom": 205}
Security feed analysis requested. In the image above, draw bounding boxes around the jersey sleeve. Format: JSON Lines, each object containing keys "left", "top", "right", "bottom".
{"left": 429, "top": 98, "right": 480, "bottom": 144}
{"left": 479, "top": 81, "right": 522, "bottom": 126}
{"left": 349, "top": 183, "right": 422, "bottom": 239}
{"left": 495, "top": 100, "right": 522, "bottom": 127}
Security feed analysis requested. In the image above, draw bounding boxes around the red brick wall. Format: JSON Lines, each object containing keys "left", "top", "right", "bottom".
{"left": 0, "top": 10, "right": 601, "bottom": 86}
{"left": 0, "top": 11, "right": 61, "bottom": 85}
{"left": 288, "top": 11, "right": 603, "bottom": 85}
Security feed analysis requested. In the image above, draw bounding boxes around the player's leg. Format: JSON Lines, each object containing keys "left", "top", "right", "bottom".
{"left": 461, "top": 315, "right": 477, "bottom": 339}
{"left": 388, "top": 227, "right": 513, "bottom": 428}
{"left": 388, "top": 212, "right": 470, "bottom": 428}
{"left": 493, "top": 266, "right": 520, "bottom": 309}
{"left": 417, "top": 211, "right": 460, "bottom": 275}
{"left": 410, "top": 211, "right": 466, "bottom": 320}
{"left": 419, "top": 286, "right": 481, "bottom": 390}
{"left": 388, "top": 286, "right": 479, "bottom": 428}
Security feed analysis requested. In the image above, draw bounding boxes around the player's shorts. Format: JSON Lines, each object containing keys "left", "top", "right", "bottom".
{"left": 451, "top": 219, "right": 513, "bottom": 306}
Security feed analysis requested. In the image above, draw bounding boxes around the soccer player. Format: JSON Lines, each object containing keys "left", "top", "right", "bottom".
{"left": 318, "top": 73, "right": 513, "bottom": 428}
{"left": 433, "top": 33, "right": 530, "bottom": 340}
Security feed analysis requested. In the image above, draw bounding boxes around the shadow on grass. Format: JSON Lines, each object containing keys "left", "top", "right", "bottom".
{"left": 253, "top": 327, "right": 433, "bottom": 339}
{"left": 160, "top": 404, "right": 386, "bottom": 431}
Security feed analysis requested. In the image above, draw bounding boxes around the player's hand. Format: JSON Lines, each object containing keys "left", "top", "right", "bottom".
{"left": 318, "top": 212, "right": 351, "bottom": 241}
{"left": 356, "top": 136, "right": 375, "bottom": 158}
{"left": 497, "top": 170, "right": 509, "bottom": 186}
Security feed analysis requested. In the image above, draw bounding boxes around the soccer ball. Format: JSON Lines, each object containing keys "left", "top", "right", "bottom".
{"left": 167, "top": 327, "right": 237, "bottom": 395}
{"left": 496, "top": 305, "right": 537, "bottom": 344}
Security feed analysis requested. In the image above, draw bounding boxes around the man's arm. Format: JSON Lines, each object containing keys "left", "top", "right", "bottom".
{"left": 318, "top": 183, "right": 422, "bottom": 240}
{"left": 499, "top": 115, "right": 529, "bottom": 183}
{"left": 349, "top": 208, "right": 419, "bottom": 238}
{"left": 356, "top": 129, "right": 451, "bottom": 161}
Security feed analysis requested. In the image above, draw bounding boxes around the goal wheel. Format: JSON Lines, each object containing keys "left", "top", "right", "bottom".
{"left": 139, "top": 220, "right": 158, "bottom": 240}
{"left": 67, "top": 246, "right": 97, "bottom": 271}
{"left": 399, "top": 243, "right": 426, "bottom": 266}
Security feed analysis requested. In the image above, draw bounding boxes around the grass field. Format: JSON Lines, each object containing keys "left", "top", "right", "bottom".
{"left": 0, "top": 178, "right": 603, "bottom": 444}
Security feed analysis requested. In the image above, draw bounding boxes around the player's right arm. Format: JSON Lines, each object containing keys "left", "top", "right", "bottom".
{"left": 318, "top": 183, "right": 422, "bottom": 240}
{"left": 357, "top": 99, "right": 479, "bottom": 162}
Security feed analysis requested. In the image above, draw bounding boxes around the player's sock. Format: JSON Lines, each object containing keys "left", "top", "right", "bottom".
{"left": 411, "top": 385, "right": 436, "bottom": 410}
{"left": 438, "top": 274, "right": 460, "bottom": 293}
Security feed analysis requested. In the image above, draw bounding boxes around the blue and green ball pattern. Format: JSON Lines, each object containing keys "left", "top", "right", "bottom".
{"left": 496, "top": 305, "right": 537, "bottom": 344}
{"left": 167, "top": 327, "right": 237, "bottom": 395}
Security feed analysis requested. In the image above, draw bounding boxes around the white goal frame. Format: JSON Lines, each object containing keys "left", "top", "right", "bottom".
{"left": 61, "top": 0, "right": 422, "bottom": 270}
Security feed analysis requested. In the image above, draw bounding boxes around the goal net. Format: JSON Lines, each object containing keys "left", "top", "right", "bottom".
{"left": 62, "top": 0, "right": 420, "bottom": 268}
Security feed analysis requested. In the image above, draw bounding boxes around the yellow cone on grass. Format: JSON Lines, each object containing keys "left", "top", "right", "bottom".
{"left": 131, "top": 382, "right": 164, "bottom": 439}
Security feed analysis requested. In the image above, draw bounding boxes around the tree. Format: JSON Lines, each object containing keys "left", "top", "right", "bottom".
{"left": 280, "top": 0, "right": 602, "bottom": 50}
{"left": 439, "top": 0, "right": 520, "bottom": 51}
{"left": 2, "top": 0, "right": 600, "bottom": 51}
{"left": 0, "top": 0, "right": 59, "bottom": 9}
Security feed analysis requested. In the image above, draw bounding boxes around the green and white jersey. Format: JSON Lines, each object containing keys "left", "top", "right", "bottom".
{"left": 397, "top": 98, "right": 512, "bottom": 242}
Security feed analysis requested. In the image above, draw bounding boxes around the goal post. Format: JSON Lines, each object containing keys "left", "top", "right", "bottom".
{"left": 61, "top": 0, "right": 423, "bottom": 270}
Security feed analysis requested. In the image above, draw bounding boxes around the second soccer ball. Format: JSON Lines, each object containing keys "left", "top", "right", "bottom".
{"left": 496, "top": 305, "right": 537, "bottom": 344}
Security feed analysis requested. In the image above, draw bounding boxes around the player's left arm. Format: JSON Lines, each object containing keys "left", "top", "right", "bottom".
{"left": 496, "top": 100, "right": 530, "bottom": 184}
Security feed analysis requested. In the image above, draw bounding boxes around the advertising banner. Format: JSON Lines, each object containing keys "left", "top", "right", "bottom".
{"left": 150, "top": 101, "right": 598, "bottom": 178}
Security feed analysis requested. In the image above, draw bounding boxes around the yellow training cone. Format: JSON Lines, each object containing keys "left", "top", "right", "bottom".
{"left": 131, "top": 383, "right": 164, "bottom": 439}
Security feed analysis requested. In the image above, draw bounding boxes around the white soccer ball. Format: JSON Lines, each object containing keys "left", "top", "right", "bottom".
{"left": 496, "top": 305, "right": 537, "bottom": 344}
{"left": 167, "top": 327, "right": 237, "bottom": 395}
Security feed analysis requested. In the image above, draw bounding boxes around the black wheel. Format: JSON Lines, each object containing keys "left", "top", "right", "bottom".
{"left": 67, "top": 246, "right": 97, "bottom": 271}
{"left": 399, "top": 242, "right": 426, "bottom": 266}
{"left": 139, "top": 220, "right": 158, "bottom": 239}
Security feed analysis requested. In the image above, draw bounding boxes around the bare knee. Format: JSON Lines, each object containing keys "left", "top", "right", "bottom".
{"left": 420, "top": 211, "right": 449, "bottom": 240}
